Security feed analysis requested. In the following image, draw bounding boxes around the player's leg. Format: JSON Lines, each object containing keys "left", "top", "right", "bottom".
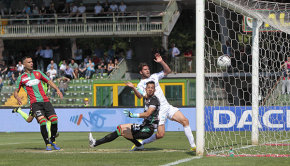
{"left": 89, "top": 124, "right": 128, "bottom": 147}
{"left": 140, "top": 107, "right": 167, "bottom": 145}
{"left": 121, "top": 124, "right": 144, "bottom": 148}
{"left": 170, "top": 108, "right": 196, "bottom": 150}
{"left": 141, "top": 124, "right": 165, "bottom": 146}
{"left": 36, "top": 115, "right": 51, "bottom": 150}
{"left": 12, "top": 107, "right": 29, "bottom": 121}
{"left": 45, "top": 102, "right": 60, "bottom": 150}
{"left": 131, "top": 108, "right": 167, "bottom": 151}
{"left": 129, "top": 124, "right": 154, "bottom": 151}
{"left": 47, "top": 120, "right": 51, "bottom": 138}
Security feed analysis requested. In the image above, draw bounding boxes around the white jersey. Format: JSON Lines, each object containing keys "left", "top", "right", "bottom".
{"left": 137, "top": 71, "right": 169, "bottom": 107}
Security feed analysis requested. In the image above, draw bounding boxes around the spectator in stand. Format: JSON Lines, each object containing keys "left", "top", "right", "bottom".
{"left": 96, "top": 61, "right": 106, "bottom": 79}
{"left": 46, "top": 65, "right": 57, "bottom": 81}
{"left": 47, "top": 60, "right": 58, "bottom": 73}
{"left": 0, "top": 61, "right": 8, "bottom": 79}
{"left": 281, "top": 56, "right": 290, "bottom": 94}
{"left": 84, "top": 97, "right": 90, "bottom": 107}
{"left": 42, "top": 45, "right": 54, "bottom": 72}
{"left": 31, "top": 3, "right": 40, "bottom": 24}
{"left": 102, "top": 0, "right": 110, "bottom": 15}
{"left": 69, "top": 59, "right": 79, "bottom": 79}
{"left": 85, "top": 59, "right": 95, "bottom": 79}
{"left": 35, "top": 46, "right": 44, "bottom": 70}
{"left": 39, "top": 4, "right": 47, "bottom": 24}
{"left": 74, "top": 45, "right": 83, "bottom": 64}
{"left": 64, "top": 64, "right": 76, "bottom": 80}
{"left": 22, "top": 3, "right": 31, "bottom": 16}
{"left": 76, "top": 3, "right": 86, "bottom": 23}
{"left": 114, "top": 58, "right": 119, "bottom": 68}
{"left": 107, "top": 59, "right": 115, "bottom": 75}
{"left": 184, "top": 49, "right": 193, "bottom": 73}
{"left": 84, "top": 55, "right": 90, "bottom": 64}
{"left": 7, "top": 63, "right": 17, "bottom": 85}
{"left": 16, "top": 60, "right": 24, "bottom": 75}
{"left": 62, "top": 3, "right": 70, "bottom": 14}
{"left": 169, "top": 43, "right": 180, "bottom": 73}
{"left": 109, "top": 1, "right": 118, "bottom": 12}
{"left": 53, "top": 77, "right": 70, "bottom": 97}
{"left": 46, "top": 2, "right": 56, "bottom": 23}
{"left": 78, "top": 62, "right": 87, "bottom": 79}
{"left": 119, "top": 1, "right": 127, "bottom": 16}
{"left": 107, "top": 45, "right": 115, "bottom": 60}
{"left": 0, "top": 61, "right": 8, "bottom": 92}
{"left": 59, "top": 60, "right": 67, "bottom": 77}
{"left": 126, "top": 47, "right": 133, "bottom": 72}
{"left": 94, "top": 1, "right": 103, "bottom": 16}
{"left": 48, "top": 2, "right": 56, "bottom": 14}
{"left": 68, "top": 3, "right": 78, "bottom": 23}
{"left": 43, "top": 0, "right": 52, "bottom": 10}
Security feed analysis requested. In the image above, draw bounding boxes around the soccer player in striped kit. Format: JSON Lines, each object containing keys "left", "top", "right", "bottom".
{"left": 14, "top": 56, "right": 63, "bottom": 151}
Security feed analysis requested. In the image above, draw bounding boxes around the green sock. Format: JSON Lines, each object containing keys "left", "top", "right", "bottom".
{"left": 17, "top": 108, "right": 28, "bottom": 121}
{"left": 47, "top": 120, "right": 51, "bottom": 139}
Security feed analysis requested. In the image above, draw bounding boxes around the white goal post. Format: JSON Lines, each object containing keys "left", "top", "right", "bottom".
{"left": 196, "top": 0, "right": 290, "bottom": 156}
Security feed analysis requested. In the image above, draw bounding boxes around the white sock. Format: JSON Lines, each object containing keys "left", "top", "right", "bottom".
{"left": 142, "top": 133, "right": 157, "bottom": 145}
{"left": 184, "top": 126, "right": 196, "bottom": 148}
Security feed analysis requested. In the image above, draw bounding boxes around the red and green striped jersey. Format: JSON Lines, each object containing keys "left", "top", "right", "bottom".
{"left": 16, "top": 70, "right": 50, "bottom": 104}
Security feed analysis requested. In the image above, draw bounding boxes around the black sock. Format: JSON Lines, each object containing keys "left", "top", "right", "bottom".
{"left": 95, "top": 131, "right": 119, "bottom": 146}
{"left": 127, "top": 138, "right": 142, "bottom": 147}
{"left": 50, "top": 123, "right": 58, "bottom": 142}
{"left": 40, "top": 125, "right": 49, "bottom": 145}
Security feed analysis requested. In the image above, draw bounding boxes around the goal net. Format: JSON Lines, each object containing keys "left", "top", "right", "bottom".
{"left": 203, "top": 0, "right": 290, "bottom": 156}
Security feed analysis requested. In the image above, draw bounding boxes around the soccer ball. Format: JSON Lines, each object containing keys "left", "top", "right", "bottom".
{"left": 217, "top": 55, "right": 231, "bottom": 67}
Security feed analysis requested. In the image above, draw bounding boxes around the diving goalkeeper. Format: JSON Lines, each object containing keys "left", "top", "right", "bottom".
{"left": 89, "top": 81, "right": 159, "bottom": 149}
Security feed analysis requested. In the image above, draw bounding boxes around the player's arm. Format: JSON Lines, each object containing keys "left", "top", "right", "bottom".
{"left": 154, "top": 53, "right": 171, "bottom": 75}
{"left": 123, "top": 107, "right": 156, "bottom": 118}
{"left": 47, "top": 80, "right": 63, "bottom": 99}
{"left": 14, "top": 88, "right": 22, "bottom": 105}
{"left": 138, "top": 106, "right": 156, "bottom": 118}
{"left": 14, "top": 77, "right": 23, "bottom": 105}
{"left": 125, "top": 81, "right": 143, "bottom": 99}
{"left": 38, "top": 70, "right": 63, "bottom": 99}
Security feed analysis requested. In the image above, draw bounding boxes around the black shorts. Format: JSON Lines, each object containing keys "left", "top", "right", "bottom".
{"left": 31, "top": 102, "right": 56, "bottom": 119}
{"left": 131, "top": 124, "right": 154, "bottom": 140}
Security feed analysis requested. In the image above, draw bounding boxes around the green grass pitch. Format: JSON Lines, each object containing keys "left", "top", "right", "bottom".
{"left": 0, "top": 132, "right": 289, "bottom": 166}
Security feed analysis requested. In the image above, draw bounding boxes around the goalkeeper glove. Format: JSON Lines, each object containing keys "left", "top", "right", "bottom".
{"left": 123, "top": 109, "right": 139, "bottom": 118}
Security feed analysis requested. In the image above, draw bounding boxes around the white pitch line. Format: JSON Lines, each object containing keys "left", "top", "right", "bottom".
{"left": 209, "top": 138, "right": 290, "bottom": 155}
{"left": 0, "top": 142, "right": 40, "bottom": 146}
{"left": 209, "top": 145, "right": 256, "bottom": 155}
{"left": 160, "top": 156, "right": 202, "bottom": 166}
{"left": 0, "top": 143, "right": 23, "bottom": 146}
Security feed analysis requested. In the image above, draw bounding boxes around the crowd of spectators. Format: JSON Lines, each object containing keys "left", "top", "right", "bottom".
{"left": 0, "top": 42, "right": 126, "bottom": 90}
{"left": 0, "top": 0, "right": 128, "bottom": 24}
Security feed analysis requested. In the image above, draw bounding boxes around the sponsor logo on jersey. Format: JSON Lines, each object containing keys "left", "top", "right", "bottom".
{"left": 25, "top": 79, "right": 40, "bottom": 87}
{"left": 22, "top": 77, "right": 30, "bottom": 82}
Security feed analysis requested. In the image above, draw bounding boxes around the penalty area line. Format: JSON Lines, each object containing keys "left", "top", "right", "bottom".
{"left": 160, "top": 156, "right": 202, "bottom": 166}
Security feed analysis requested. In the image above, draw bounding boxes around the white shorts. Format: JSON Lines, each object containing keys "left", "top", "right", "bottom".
{"left": 158, "top": 105, "right": 179, "bottom": 125}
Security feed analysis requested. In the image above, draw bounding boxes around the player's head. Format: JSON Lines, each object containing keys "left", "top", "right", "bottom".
{"left": 287, "top": 56, "right": 290, "bottom": 61}
{"left": 22, "top": 56, "right": 33, "bottom": 71}
{"left": 138, "top": 63, "right": 150, "bottom": 78}
{"left": 145, "top": 81, "right": 155, "bottom": 97}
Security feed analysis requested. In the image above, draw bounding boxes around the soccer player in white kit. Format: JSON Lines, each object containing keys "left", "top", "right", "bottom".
{"left": 126, "top": 53, "right": 196, "bottom": 151}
